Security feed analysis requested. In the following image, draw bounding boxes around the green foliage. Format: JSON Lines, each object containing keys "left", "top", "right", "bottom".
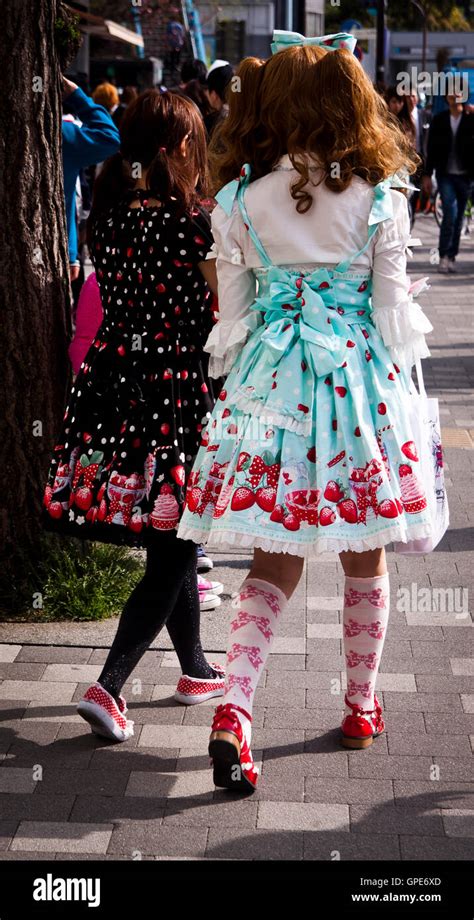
{"left": 55, "top": 4, "right": 83, "bottom": 70}
{"left": 0, "top": 536, "right": 144, "bottom": 622}
{"left": 324, "top": 1, "right": 471, "bottom": 32}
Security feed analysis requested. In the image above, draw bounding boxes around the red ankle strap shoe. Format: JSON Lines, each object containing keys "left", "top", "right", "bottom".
{"left": 341, "top": 693, "right": 385, "bottom": 749}
{"left": 209, "top": 703, "right": 258, "bottom": 793}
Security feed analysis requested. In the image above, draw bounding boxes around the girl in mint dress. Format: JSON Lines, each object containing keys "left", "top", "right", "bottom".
{"left": 177, "top": 34, "right": 439, "bottom": 791}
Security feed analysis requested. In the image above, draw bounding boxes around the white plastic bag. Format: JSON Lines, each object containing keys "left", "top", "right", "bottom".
{"left": 394, "top": 359, "right": 449, "bottom": 554}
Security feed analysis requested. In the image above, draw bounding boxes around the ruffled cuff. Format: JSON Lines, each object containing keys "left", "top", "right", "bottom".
{"left": 372, "top": 277, "right": 433, "bottom": 369}
{"left": 205, "top": 314, "right": 260, "bottom": 378}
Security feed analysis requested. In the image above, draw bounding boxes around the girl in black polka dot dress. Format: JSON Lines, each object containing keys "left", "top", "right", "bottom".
{"left": 42, "top": 90, "right": 225, "bottom": 740}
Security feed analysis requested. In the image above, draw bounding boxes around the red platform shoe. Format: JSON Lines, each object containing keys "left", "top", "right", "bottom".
{"left": 340, "top": 693, "right": 385, "bottom": 749}
{"left": 208, "top": 703, "right": 259, "bottom": 793}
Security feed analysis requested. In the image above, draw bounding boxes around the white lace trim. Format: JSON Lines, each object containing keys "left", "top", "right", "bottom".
{"left": 372, "top": 281, "right": 433, "bottom": 368}
{"left": 177, "top": 520, "right": 433, "bottom": 558}
{"left": 233, "top": 390, "right": 312, "bottom": 436}
{"left": 205, "top": 315, "right": 260, "bottom": 377}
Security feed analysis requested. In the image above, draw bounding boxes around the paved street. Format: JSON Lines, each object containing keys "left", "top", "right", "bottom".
{"left": 0, "top": 213, "right": 473, "bottom": 861}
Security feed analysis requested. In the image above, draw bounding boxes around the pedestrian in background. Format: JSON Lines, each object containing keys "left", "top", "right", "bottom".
{"left": 423, "top": 92, "right": 474, "bottom": 272}
{"left": 204, "top": 63, "right": 234, "bottom": 139}
{"left": 62, "top": 76, "right": 120, "bottom": 284}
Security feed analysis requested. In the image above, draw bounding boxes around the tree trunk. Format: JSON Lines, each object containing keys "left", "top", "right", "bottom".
{"left": 0, "top": 0, "right": 71, "bottom": 596}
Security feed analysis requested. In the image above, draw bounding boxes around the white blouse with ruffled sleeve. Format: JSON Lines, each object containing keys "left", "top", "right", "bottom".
{"left": 205, "top": 155, "right": 432, "bottom": 377}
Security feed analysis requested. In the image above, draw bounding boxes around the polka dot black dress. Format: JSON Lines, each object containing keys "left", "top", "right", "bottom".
{"left": 43, "top": 190, "right": 216, "bottom": 548}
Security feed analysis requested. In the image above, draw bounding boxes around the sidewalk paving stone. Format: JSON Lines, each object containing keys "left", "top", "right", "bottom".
{"left": 10, "top": 821, "right": 113, "bottom": 853}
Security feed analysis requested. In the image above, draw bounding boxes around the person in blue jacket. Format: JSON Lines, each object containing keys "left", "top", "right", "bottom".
{"left": 62, "top": 77, "right": 120, "bottom": 281}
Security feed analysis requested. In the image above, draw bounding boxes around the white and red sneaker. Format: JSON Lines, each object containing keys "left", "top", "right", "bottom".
{"left": 77, "top": 682, "right": 134, "bottom": 742}
{"left": 340, "top": 693, "right": 385, "bottom": 749}
{"left": 174, "top": 663, "right": 225, "bottom": 705}
{"left": 198, "top": 574, "right": 223, "bottom": 596}
{"left": 208, "top": 703, "right": 259, "bottom": 793}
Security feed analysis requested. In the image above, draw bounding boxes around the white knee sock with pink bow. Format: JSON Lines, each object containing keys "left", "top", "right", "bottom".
{"left": 223, "top": 577, "right": 287, "bottom": 737}
{"left": 343, "top": 573, "right": 390, "bottom": 711}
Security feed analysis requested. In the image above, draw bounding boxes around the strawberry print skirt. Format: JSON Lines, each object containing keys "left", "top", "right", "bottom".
{"left": 177, "top": 266, "right": 434, "bottom": 556}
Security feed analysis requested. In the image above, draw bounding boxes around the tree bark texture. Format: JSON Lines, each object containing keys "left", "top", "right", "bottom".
{"left": 0, "top": 0, "right": 71, "bottom": 588}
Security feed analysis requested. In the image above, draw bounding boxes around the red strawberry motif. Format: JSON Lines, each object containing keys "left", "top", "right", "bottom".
{"left": 377, "top": 499, "right": 399, "bottom": 519}
{"left": 83, "top": 433, "right": 92, "bottom": 444}
{"left": 187, "top": 487, "right": 202, "bottom": 512}
{"left": 346, "top": 340, "right": 355, "bottom": 348}
{"left": 337, "top": 307, "right": 345, "bottom": 315}
{"left": 357, "top": 309, "right": 366, "bottom": 316}
{"left": 171, "top": 465, "right": 185, "bottom": 486}
{"left": 231, "top": 487, "right": 255, "bottom": 511}
{"left": 173, "top": 259, "right": 183, "bottom": 268}
{"left": 256, "top": 487, "right": 277, "bottom": 512}
{"left": 270, "top": 504, "right": 285, "bottom": 523}
{"left": 201, "top": 383, "right": 208, "bottom": 393}
{"left": 218, "top": 389, "right": 227, "bottom": 401}
{"left": 332, "top": 419, "right": 338, "bottom": 431}
{"left": 319, "top": 281, "right": 330, "bottom": 290}
{"left": 227, "top": 423, "right": 238, "bottom": 435}
{"left": 74, "top": 487, "right": 93, "bottom": 511}
{"left": 324, "top": 480, "right": 344, "bottom": 503}
{"left": 354, "top": 426, "right": 361, "bottom": 437}
{"left": 378, "top": 402, "right": 387, "bottom": 415}
{"left": 272, "top": 381, "right": 277, "bottom": 390}
{"left": 335, "top": 386, "right": 347, "bottom": 398}
{"left": 86, "top": 505, "right": 98, "bottom": 523}
{"left": 319, "top": 506, "right": 336, "bottom": 526}
{"left": 161, "top": 423, "right": 170, "bottom": 435}
{"left": 156, "top": 283, "right": 166, "bottom": 293}
{"left": 129, "top": 513, "right": 143, "bottom": 534}
{"left": 126, "top": 247, "right": 134, "bottom": 258}
{"left": 194, "top": 235, "right": 205, "bottom": 245}
{"left": 297, "top": 404, "right": 309, "bottom": 414}
{"left": 48, "top": 501, "right": 63, "bottom": 519}
{"left": 301, "top": 360, "right": 307, "bottom": 372}
{"left": 393, "top": 363, "right": 400, "bottom": 374}
{"left": 362, "top": 329, "right": 369, "bottom": 339}
{"left": 324, "top": 376, "right": 332, "bottom": 386}
{"left": 388, "top": 372, "right": 395, "bottom": 380}
{"left": 358, "top": 281, "right": 368, "bottom": 292}
{"left": 283, "top": 513, "right": 300, "bottom": 531}
{"left": 399, "top": 463, "right": 412, "bottom": 476}
{"left": 222, "top": 408, "right": 231, "bottom": 418}
{"left": 307, "top": 446, "right": 317, "bottom": 463}
{"left": 180, "top": 370, "right": 189, "bottom": 380}
{"left": 236, "top": 451, "right": 251, "bottom": 472}
{"left": 337, "top": 498, "right": 358, "bottom": 523}
{"left": 401, "top": 441, "right": 419, "bottom": 461}
{"left": 117, "top": 345, "right": 126, "bottom": 357}
{"left": 365, "top": 350, "right": 372, "bottom": 362}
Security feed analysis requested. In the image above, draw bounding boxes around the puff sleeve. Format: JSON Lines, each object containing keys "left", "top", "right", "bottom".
{"left": 371, "top": 190, "right": 433, "bottom": 369}
{"left": 204, "top": 201, "right": 259, "bottom": 378}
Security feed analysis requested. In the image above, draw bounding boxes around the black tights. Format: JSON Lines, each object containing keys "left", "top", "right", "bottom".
{"left": 98, "top": 533, "right": 216, "bottom": 699}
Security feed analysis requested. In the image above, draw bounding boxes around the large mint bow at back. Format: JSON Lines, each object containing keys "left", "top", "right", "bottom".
{"left": 253, "top": 267, "right": 351, "bottom": 377}
{"left": 271, "top": 30, "right": 357, "bottom": 55}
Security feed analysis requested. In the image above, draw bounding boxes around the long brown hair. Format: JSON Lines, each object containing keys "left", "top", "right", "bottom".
{"left": 211, "top": 47, "right": 420, "bottom": 212}
{"left": 89, "top": 89, "right": 209, "bottom": 233}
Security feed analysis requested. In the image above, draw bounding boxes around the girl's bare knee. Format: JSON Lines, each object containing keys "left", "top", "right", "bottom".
{"left": 249, "top": 548, "right": 304, "bottom": 599}
{"left": 339, "top": 547, "right": 387, "bottom": 578}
